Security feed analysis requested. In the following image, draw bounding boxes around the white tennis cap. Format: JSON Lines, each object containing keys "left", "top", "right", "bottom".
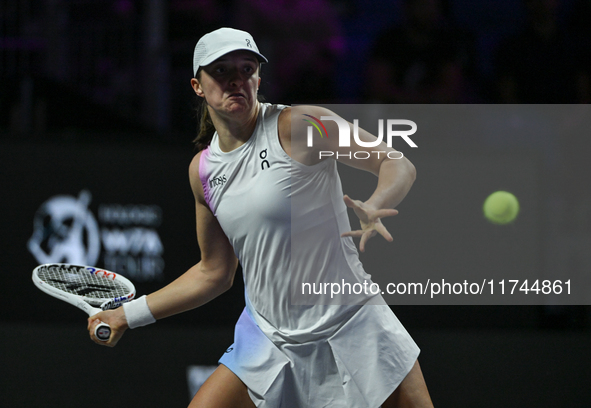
{"left": 193, "top": 27, "right": 268, "bottom": 77}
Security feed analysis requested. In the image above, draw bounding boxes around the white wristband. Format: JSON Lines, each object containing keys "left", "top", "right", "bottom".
{"left": 123, "top": 295, "right": 156, "bottom": 329}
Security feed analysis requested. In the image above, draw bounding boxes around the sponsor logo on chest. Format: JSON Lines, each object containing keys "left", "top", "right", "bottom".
{"left": 209, "top": 174, "right": 227, "bottom": 189}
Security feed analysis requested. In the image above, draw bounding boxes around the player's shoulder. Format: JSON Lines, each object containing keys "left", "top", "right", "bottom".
{"left": 189, "top": 150, "right": 205, "bottom": 177}
{"left": 278, "top": 106, "right": 291, "bottom": 135}
{"left": 280, "top": 104, "right": 335, "bottom": 120}
{"left": 189, "top": 150, "right": 207, "bottom": 202}
{"left": 278, "top": 105, "right": 337, "bottom": 137}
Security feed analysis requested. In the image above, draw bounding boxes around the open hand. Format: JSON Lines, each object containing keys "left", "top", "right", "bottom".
{"left": 340, "top": 195, "right": 398, "bottom": 252}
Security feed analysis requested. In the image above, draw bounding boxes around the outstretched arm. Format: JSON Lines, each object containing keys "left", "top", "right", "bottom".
{"left": 286, "top": 105, "right": 416, "bottom": 252}
{"left": 340, "top": 119, "right": 416, "bottom": 251}
{"left": 88, "top": 151, "right": 238, "bottom": 346}
{"left": 340, "top": 153, "right": 416, "bottom": 252}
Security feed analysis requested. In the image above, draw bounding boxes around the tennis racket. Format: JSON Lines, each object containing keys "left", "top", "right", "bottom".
{"left": 32, "top": 263, "right": 136, "bottom": 341}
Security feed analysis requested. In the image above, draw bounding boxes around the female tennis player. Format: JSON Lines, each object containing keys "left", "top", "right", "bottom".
{"left": 88, "top": 27, "right": 434, "bottom": 408}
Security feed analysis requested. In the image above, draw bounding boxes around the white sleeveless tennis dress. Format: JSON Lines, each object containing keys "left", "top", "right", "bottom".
{"left": 198, "top": 103, "right": 420, "bottom": 407}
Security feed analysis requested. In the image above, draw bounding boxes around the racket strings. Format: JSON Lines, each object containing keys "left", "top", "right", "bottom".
{"left": 37, "top": 265, "right": 130, "bottom": 300}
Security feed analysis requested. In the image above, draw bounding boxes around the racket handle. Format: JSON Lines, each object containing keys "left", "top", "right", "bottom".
{"left": 95, "top": 322, "right": 111, "bottom": 342}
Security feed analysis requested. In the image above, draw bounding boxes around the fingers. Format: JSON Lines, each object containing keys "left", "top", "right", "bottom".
{"left": 342, "top": 195, "right": 398, "bottom": 251}
{"left": 359, "top": 230, "right": 374, "bottom": 252}
{"left": 87, "top": 313, "right": 101, "bottom": 334}
{"left": 342, "top": 222, "right": 392, "bottom": 245}
{"left": 374, "top": 221, "right": 393, "bottom": 242}
{"left": 374, "top": 208, "right": 399, "bottom": 219}
{"left": 88, "top": 312, "right": 120, "bottom": 347}
{"left": 341, "top": 230, "right": 365, "bottom": 238}
{"left": 342, "top": 229, "right": 377, "bottom": 252}
{"left": 342, "top": 194, "right": 359, "bottom": 208}
{"left": 343, "top": 195, "right": 399, "bottom": 220}
{"left": 88, "top": 316, "right": 105, "bottom": 345}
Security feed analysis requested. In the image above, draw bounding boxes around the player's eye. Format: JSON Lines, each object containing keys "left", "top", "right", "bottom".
{"left": 242, "top": 64, "right": 257, "bottom": 75}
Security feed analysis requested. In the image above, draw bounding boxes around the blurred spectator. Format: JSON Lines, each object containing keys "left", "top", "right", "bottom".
{"left": 364, "top": 0, "right": 477, "bottom": 103}
{"left": 231, "top": 0, "right": 344, "bottom": 103}
{"left": 494, "top": 0, "right": 587, "bottom": 103}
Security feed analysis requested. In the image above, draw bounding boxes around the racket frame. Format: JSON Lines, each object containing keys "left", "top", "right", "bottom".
{"left": 32, "top": 263, "right": 136, "bottom": 341}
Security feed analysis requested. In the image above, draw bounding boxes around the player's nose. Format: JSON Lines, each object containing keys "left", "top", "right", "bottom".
{"left": 227, "top": 70, "right": 245, "bottom": 87}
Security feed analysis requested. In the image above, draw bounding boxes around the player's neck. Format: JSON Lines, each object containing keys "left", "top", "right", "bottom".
{"left": 211, "top": 103, "right": 260, "bottom": 152}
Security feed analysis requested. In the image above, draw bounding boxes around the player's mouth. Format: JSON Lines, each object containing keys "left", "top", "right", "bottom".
{"left": 228, "top": 92, "right": 246, "bottom": 99}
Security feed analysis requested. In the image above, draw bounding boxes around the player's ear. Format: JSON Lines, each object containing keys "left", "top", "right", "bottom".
{"left": 191, "top": 78, "right": 204, "bottom": 98}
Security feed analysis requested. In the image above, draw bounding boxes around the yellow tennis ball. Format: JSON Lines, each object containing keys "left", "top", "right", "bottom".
{"left": 483, "top": 191, "right": 520, "bottom": 224}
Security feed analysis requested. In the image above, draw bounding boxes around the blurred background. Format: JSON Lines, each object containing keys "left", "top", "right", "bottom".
{"left": 2, "top": 0, "right": 591, "bottom": 406}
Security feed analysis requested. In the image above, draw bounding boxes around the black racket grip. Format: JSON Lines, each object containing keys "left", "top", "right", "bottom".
{"left": 95, "top": 322, "right": 111, "bottom": 341}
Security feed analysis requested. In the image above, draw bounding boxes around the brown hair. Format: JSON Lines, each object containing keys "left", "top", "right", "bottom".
{"left": 193, "top": 97, "right": 215, "bottom": 152}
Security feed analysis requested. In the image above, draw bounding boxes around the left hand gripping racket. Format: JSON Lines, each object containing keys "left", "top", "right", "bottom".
{"left": 32, "top": 263, "right": 136, "bottom": 341}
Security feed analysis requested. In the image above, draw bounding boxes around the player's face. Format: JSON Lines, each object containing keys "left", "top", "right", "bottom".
{"left": 193, "top": 51, "right": 261, "bottom": 119}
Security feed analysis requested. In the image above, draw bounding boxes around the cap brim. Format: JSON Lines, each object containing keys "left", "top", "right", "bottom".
{"left": 199, "top": 47, "right": 268, "bottom": 69}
